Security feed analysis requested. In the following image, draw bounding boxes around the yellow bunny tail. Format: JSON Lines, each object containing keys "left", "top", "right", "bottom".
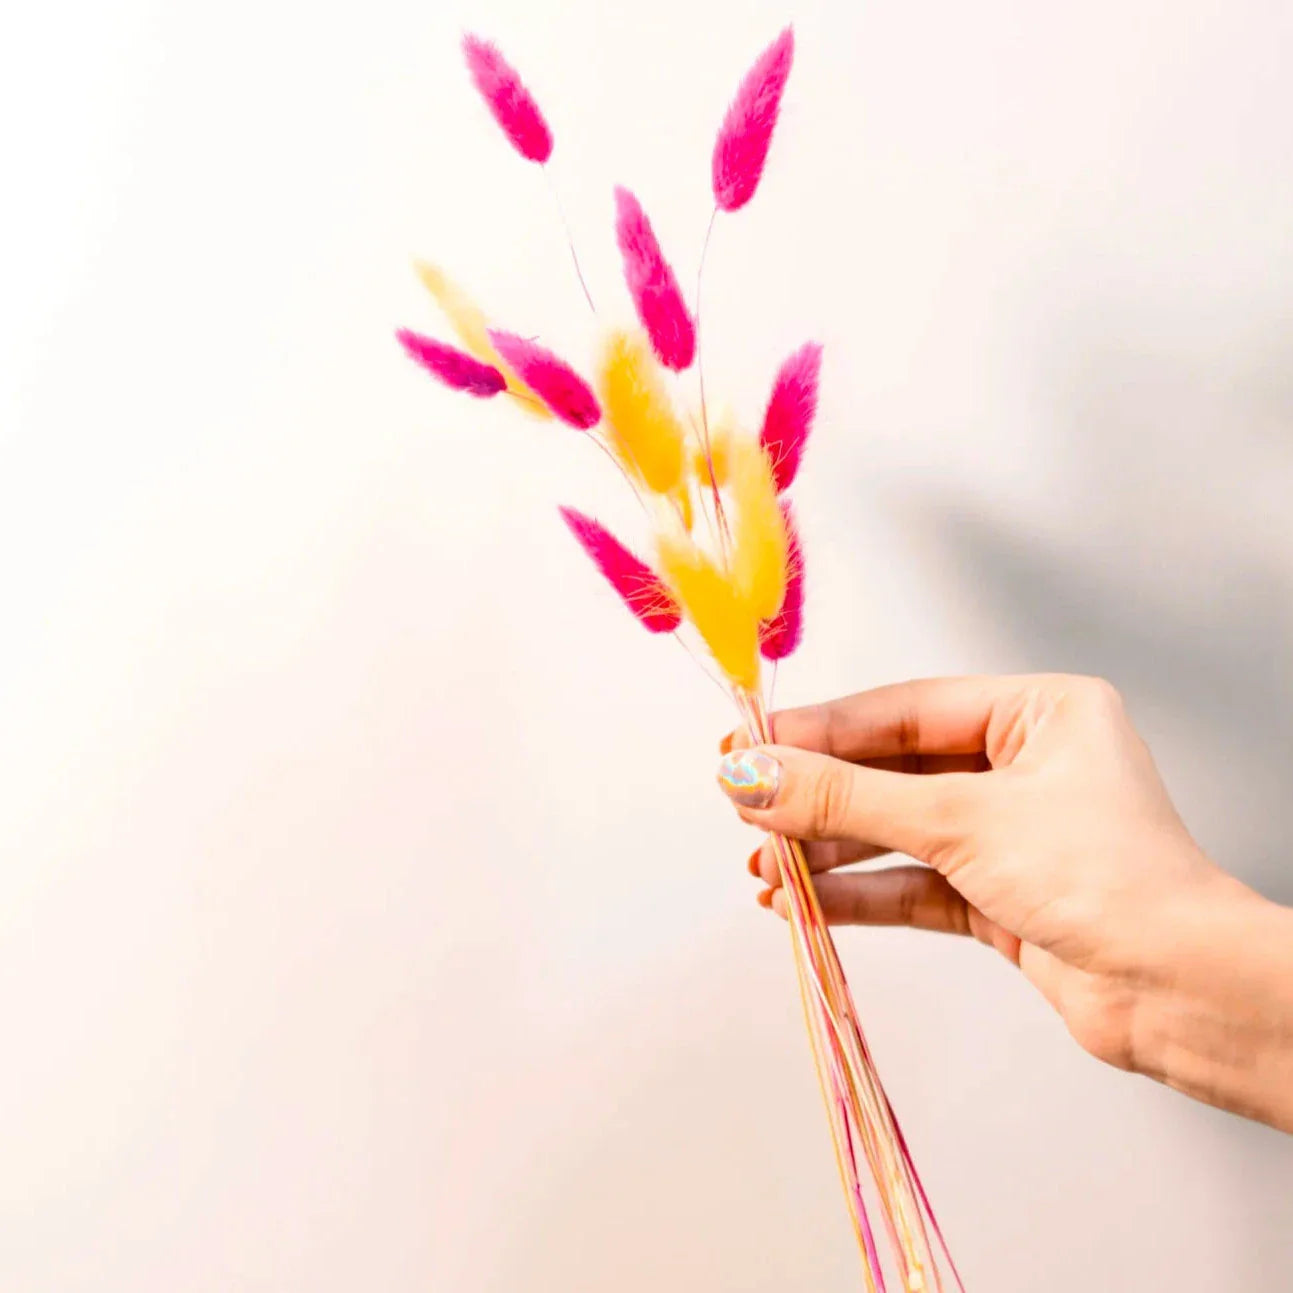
{"left": 597, "top": 329, "right": 686, "bottom": 494}
{"left": 414, "top": 260, "right": 551, "bottom": 418}
{"left": 658, "top": 532, "right": 760, "bottom": 690}
{"left": 730, "top": 439, "right": 789, "bottom": 622}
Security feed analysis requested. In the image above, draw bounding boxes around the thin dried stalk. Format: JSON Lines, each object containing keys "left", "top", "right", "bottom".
{"left": 404, "top": 29, "right": 967, "bottom": 1287}
{"left": 739, "top": 691, "right": 962, "bottom": 1293}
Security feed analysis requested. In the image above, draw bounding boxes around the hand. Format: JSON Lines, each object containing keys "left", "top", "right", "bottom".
{"left": 717, "top": 675, "right": 1293, "bottom": 1131}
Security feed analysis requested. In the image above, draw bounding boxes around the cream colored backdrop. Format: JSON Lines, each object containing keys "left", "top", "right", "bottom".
{"left": 2, "top": 0, "right": 1291, "bottom": 1288}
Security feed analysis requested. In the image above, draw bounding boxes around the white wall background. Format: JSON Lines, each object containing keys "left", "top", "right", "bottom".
{"left": 2, "top": 0, "right": 1291, "bottom": 1288}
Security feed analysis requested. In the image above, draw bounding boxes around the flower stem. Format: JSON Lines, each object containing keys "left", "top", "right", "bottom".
{"left": 739, "top": 689, "right": 954, "bottom": 1292}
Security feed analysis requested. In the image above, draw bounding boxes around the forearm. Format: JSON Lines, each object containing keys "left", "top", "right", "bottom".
{"left": 1132, "top": 876, "right": 1293, "bottom": 1132}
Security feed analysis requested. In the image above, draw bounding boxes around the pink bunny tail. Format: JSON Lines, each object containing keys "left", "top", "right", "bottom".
{"left": 760, "top": 341, "right": 822, "bottom": 493}
{"left": 711, "top": 27, "right": 795, "bottom": 212}
{"left": 396, "top": 329, "right": 507, "bottom": 397}
{"left": 462, "top": 34, "right": 554, "bottom": 164}
{"left": 759, "top": 500, "right": 804, "bottom": 659}
{"left": 559, "top": 507, "right": 682, "bottom": 633}
{"left": 487, "top": 330, "right": 602, "bottom": 428}
{"left": 613, "top": 186, "right": 696, "bottom": 371}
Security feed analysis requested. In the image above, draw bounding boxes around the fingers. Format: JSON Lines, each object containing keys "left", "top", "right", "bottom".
{"left": 723, "top": 675, "right": 1034, "bottom": 763}
{"left": 763, "top": 864, "right": 1027, "bottom": 963}
{"left": 859, "top": 753, "right": 991, "bottom": 775}
{"left": 767, "top": 866, "right": 970, "bottom": 933}
{"left": 757, "top": 867, "right": 1021, "bottom": 963}
{"left": 749, "top": 837, "right": 890, "bottom": 885}
{"left": 718, "top": 744, "right": 983, "bottom": 867}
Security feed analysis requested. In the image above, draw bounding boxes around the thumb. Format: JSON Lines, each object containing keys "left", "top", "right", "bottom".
{"left": 716, "top": 745, "right": 982, "bottom": 868}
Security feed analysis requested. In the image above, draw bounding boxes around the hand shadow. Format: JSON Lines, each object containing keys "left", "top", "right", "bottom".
{"left": 891, "top": 318, "right": 1293, "bottom": 906}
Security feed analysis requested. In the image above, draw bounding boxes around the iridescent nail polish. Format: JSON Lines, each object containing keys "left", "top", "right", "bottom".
{"left": 717, "top": 750, "right": 781, "bottom": 809}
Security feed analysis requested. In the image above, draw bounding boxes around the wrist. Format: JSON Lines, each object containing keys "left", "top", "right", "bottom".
{"left": 1129, "top": 871, "right": 1293, "bottom": 1130}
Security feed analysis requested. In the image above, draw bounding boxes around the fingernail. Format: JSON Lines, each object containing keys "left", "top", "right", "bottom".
{"left": 756, "top": 887, "right": 774, "bottom": 909}
{"left": 719, "top": 732, "right": 734, "bottom": 756}
{"left": 717, "top": 750, "right": 781, "bottom": 809}
{"left": 746, "top": 846, "right": 762, "bottom": 877}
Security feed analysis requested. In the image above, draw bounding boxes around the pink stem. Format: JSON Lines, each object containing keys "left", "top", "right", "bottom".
{"left": 837, "top": 1059, "right": 888, "bottom": 1290}
{"left": 543, "top": 165, "right": 597, "bottom": 314}
{"left": 885, "top": 1095, "right": 967, "bottom": 1293}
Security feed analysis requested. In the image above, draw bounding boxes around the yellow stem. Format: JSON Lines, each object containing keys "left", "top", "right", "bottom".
{"left": 740, "top": 688, "right": 939, "bottom": 1290}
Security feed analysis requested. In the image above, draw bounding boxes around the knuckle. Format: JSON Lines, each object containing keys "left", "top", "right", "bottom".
{"left": 847, "top": 883, "right": 870, "bottom": 924}
{"left": 807, "top": 762, "right": 853, "bottom": 838}
{"left": 895, "top": 873, "right": 921, "bottom": 927}
{"left": 894, "top": 703, "right": 921, "bottom": 756}
{"left": 1078, "top": 674, "right": 1123, "bottom": 713}
{"left": 811, "top": 840, "right": 843, "bottom": 871}
{"left": 943, "top": 887, "right": 972, "bottom": 936}
{"left": 818, "top": 702, "right": 848, "bottom": 759}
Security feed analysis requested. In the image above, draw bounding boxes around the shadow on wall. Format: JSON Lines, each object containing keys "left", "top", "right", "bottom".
{"left": 465, "top": 302, "right": 1293, "bottom": 1293}
{"left": 874, "top": 301, "right": 1293, "bottom": 1291}
{"left": 893, "top": 309, "right": 1293, "bottom": 906}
